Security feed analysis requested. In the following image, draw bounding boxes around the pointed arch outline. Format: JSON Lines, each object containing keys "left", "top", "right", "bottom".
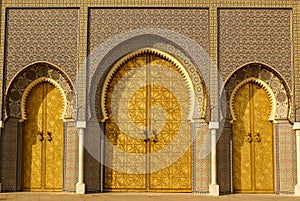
{"left": 230, "top": 77, "right": 276, "bottom": 122}
{"left": 20, "top": 77, "right": 67, "bottom": 121}
{"left": 100, "top": 48, "right": 197, "bottom": 122}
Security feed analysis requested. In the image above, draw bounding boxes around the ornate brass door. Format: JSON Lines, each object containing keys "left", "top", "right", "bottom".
{"left": 232, "top": 82, "right": 274, "bottom": 193}
{"left": 22, "top": 82, "right": 64, "bottom": 191}
{"left": 104, "top": 54, "right": 191, "bottom": 192}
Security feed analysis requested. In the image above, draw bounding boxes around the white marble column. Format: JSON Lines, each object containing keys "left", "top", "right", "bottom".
{"left": 293, "top": 122, "right": 300, "bottom": 196}
{"left": 76, "top": 121, "right": 86, "bottom": 194}
{"left": 209, "top": 121, "right": 219, "bottom": 196}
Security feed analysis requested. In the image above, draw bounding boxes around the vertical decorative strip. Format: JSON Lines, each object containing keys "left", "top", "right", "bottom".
{"left": 210, "top": 3, "right": 218, "bottom": 122}
{"left": 0, "top": 6, "right": 6, "bottom": 120}
{"left": 294, "top": 3, "right": 300, "bottom": 121}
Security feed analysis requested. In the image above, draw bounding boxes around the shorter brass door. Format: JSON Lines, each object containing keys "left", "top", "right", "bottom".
{"left": 22, "top": 82, "right": 64, "bottom": 191}
{"left": 232, "top": 82, "right": 274, "bottom": 193}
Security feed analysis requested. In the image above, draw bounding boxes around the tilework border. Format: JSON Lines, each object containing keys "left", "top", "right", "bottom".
{"left": 294, "top": 3, "right": 300, "bottom": 121}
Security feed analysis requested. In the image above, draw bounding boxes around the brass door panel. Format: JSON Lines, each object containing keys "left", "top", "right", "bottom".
{"left": 104, "top": 55, "right": 147, "bottom": 191}
{"left": 23, "top": 84, "right": 44, "bottom": 190}
{"left": 104, "top": 54, "right": 191, "bottom": 192}
{"left": 148, "top": 56, "right": 191, "bottom": 191}
{"left": 23, "top": 82, "right": 63, "bottom": 191}
{"left": 232, "top": 82, "right": 274, "bottom": 193}
{"left": 252, "top": 83, "right": 274, "bottom": 192}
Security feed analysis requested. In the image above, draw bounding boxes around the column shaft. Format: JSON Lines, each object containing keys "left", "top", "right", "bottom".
{"left": 78, "top": 128, "right": 84, "bottom": 184}
{"left": 76, "top": 126, "right": 86, "bottom": 194}
{"left": 209, "top": 122, "right": 219, "bottom": 196}
{"left": 211, "top": 128, "right": 217, "bottom": 185}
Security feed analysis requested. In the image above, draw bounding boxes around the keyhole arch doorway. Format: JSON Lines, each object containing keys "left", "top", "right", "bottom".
{"left": 100, "top": 48, "right": 205, "bottom": 192}
{"left": 20, "top": 78, "right": 66, "bottom": 192}
{"left": 230, "top": 78, "right": 275, "bottom": 193}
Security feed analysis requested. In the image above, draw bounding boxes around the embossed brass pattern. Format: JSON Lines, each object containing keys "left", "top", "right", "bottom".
{"left": 104, "top": 54, "right": 191, "bottom": 192}
{"left": 232, "top": 82, "right": 274, "bottom": 193}
{"left": 23, "top": 82, "right": 63, "bottom": 191}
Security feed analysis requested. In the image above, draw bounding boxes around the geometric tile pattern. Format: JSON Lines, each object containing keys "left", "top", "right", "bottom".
{"left": 0, "top": 118, "right": 20, "bottom": 191}
{"left": 193, "top": 122, "right": 210, "bottom": 193}
{"left": 88, "top": 8, "right": 209, "bottom": 55}
{"left": 275, "top": 122, "right": 297, "bottom": 194}
{"left": 217, "top": 122, "right": 231, "bottom": 194}
{"left": 63, "top": 122, "right": 79, "bottom": 192}
{"left": 294, "top": 4, "right": 300, "bottom": 120}
{"left": 219, "top": 9, "right": 292, "bottom": 89}
{"left": 84, "top": 121, "right": 101, "bottom": 193}
{"left": 5, "top": 8, "right": 79, "bottom": 85}
{"left": 84, "top": 147, "right": 101, "bottom": 193}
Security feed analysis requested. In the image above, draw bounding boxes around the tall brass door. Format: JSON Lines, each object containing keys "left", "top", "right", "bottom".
{"left": 104, "top": 54, "right": 191, "bottom": 192}
{"left": 232, "top": 82, "right": 274, "bottom": 193}
{"left": 22, "top": 82, "right": 64, "bottom": 191}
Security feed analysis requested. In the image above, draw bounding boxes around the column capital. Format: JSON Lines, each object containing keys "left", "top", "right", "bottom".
{"left": 209, "top": 121, "right": 219, "bottom": 130}
{"left": 76, "top": 121, "right": 86, "bottom": 129}
{"left": 293, "top": 122, "right": 300, "bottom": 130}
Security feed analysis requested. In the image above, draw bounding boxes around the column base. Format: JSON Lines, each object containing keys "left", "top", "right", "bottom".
{"left": 209, "top": 184, "right": 219, "bottom": 196}
{"left": 295, "top": 184, "right": 300, "bottom": 196}
{"left": 0, "top": 183, "right": 2, "bottom": 192}
{"left": 76, "top": 182, "right": 86, "bottom": 194}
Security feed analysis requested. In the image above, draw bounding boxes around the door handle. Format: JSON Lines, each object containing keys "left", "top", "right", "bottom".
{"left": 255, "top": 133, "right": 261, "bottom": 142}
{"left": 144, "top": 130, "right": 150, "bottom": 142}
{"left": 245, "top": 133, "right": 252, "bottom": 143}
{"left": 152, "top": 130, "right": 158, "bottom": 143}
{"left": 38, "top": 132, "right": 44, "bottom": 142}
{"left": 47, "top": 131, "right": 53, "bottom": 142}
